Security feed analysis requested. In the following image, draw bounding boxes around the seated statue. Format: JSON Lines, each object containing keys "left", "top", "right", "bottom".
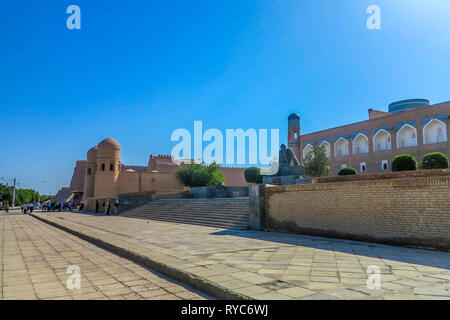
{"left": 262, "top": 144, "right": 310, "bottom": 185}
{"left": 276, "top": 144, "right": 305, "bottom": 176}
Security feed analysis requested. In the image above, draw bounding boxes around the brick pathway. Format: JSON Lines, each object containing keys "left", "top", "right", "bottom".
{"left": 30, "top": 212, "right": 450, "bottom": 300}
{"left": 0, "top": 215, "right": 207, "bottom": 300}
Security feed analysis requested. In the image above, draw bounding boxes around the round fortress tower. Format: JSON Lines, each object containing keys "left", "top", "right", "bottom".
{"left": 93, "top": 137, "right": 121, "bottom": 199}
{"left": 83, "top": 145, "right": 98, "bottom": 201}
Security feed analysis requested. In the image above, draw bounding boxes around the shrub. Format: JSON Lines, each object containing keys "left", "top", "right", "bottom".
{"left": 244, "top": 167, "right": 262, "bottom": 184}
{"left": 421, "top": 152, "right": 449, "bottom": 169}
{"left": 392, "top": 154, "right": 418, "bottom": 172}
{"left": 338, "top": 167, "right": 357, "bottom": 175}
{"left": 176, "top": 162, "right": 226, "bottom": 187}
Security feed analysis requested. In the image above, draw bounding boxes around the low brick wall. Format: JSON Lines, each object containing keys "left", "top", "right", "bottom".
{"left": 265, "top": 176, "right": 450, "bottom": 251}
{"left": 315, "top": 169, "right": 450, "bottom": 184}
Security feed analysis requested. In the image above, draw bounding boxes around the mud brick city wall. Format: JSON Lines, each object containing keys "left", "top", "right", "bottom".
{"left": 265, "top": 176, "right": 450, "bottom": 250}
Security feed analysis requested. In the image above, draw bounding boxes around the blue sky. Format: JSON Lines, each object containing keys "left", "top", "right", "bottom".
{"left": 1, "top": 0, "right": 450, "bottom": 194}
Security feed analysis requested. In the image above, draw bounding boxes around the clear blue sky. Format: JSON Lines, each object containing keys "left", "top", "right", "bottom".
{"left": 1, "top": 0, "right": 450, "bottom": 194}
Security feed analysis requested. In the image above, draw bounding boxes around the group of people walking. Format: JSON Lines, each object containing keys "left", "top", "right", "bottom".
{"left": 20, "top": 203, "right": 36, "bottom": 214}
{"left": 41, "top": 201, "right": 73, "bottom": 212}
{"left": 16, "top": 199, "right": 119, "bottom": 216}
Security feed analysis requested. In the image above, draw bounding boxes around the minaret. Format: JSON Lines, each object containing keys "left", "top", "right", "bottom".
{"left": 288, "top": 113, "right": 301, "bottom": 160}
{"left": 93, "top": 137, "right": 121, "bottom": 199}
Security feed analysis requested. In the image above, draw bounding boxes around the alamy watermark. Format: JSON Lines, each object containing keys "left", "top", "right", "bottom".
{"left": 171, "top": 121, "right": 279, "bottom": 165}
{"left": 367, "top": 5, "right": 381, "bottom": 30}
{"left": 366, "top": 265, "right": 381, "bottom": 289}
{"left": 66, "top": 5, "right": 81, "bottom": 30}
{"left": 66, "top": 265, "right": 81, "bottom": 290}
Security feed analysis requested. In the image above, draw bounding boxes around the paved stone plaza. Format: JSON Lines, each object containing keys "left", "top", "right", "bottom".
{"left": 0, "top": 215, "right": 207, "bottom": 300}
{"left": 22, "top": 212, "right": 450, "bottom": 300}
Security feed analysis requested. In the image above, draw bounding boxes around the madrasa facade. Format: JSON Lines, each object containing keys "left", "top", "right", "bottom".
{"left": 287, "top": 99, "right": 450, "bottom": 175}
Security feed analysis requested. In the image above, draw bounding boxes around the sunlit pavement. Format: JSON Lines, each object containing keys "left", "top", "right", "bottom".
{"left": 0, "top": 215, "right": 208, "bottom": 300}
{"left": 26, "top": 211, "right": 450, "bottom": 300}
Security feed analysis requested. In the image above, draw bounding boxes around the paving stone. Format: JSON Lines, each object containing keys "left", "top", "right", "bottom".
{"left": 19, "top": 212, "right": 450, "bottom": 300}
{"left": 0, "top": 215, "right": 205, "bottom": 300}
{"left": 276, "top": 286, "right": 316, "bottom": 298}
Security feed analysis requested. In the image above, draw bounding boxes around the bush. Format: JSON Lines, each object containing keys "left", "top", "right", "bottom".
{"left": 421, "top": 152, "right": 449, "bottom": 169}
{"left": 392, "top": 154, "right": 418, "bottom": 172}
{"left": 244, "top": 167, "right": 262, "bottom": 184}
{"left": 176, "top": 162, "right": 226, "bottom": 187}
{"left": 338, "top": 167, "right": 357, "bottom": 175}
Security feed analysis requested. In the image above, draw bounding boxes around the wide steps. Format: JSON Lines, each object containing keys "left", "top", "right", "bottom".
{"left": 119, "top": 197, "right": 249, "bottom": 229}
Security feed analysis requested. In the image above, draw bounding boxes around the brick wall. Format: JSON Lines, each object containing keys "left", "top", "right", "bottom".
{"left": 315, "top": 169, "right": 450, "bottom": 183}
{"left": 265, "top": 176, "right": 450, "bottom": 251}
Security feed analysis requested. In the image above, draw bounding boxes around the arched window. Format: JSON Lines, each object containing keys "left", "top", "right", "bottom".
{"left": 423, "top": 119, "right": 447, "bottom": 144}
{"left": 319, "top": 141, "right": 331, "bottom": 158}
{"left": 360, "top": 162, "right": 366, "bottom": 173}
{"left": 373, "top": 129, "right": 392, "bottom": 152}
{"left": 334, "top": 137, "right": 349, "bottom": 157}
{"left": 101, "top": 163, "right": 105, "bottom": 171}
{"left": 110, "top": 163, "right": 114, "bottom": 171}
{"left": 303, "top": 143, "right": 313, "bottom": 159}
{"left": 87, "top": 168, "right": 91, "bottom": 175}
{"left": 397, "top": 124, "right": 417, "bottom": 148}
{"left": 352, "top": 133, "right": 369, "bottom": 154}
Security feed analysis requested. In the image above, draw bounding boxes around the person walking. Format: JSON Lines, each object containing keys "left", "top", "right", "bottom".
{"left": 95, "top": 200, "right": 99, "bottom": 213}
{"left": 104, "top": 199, "right": 110, "bottom": 215}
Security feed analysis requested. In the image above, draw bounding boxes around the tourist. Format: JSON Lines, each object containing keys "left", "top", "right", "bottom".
{"left": 104, "top": 199, "right": 110, "bottom": 215}
{"left": 60, "top": 202, "right": 63, "bottom": 212}
{"left": 95, "top": 200, "right": 99, "bottom": 213}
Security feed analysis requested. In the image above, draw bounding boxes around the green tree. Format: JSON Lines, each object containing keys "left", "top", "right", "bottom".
{"left": 244, "top": 167, "right": 263, "bottom": 184}
{"left": 303, "top": 144, "right": 330, "bottom": 177}
{"left": 176, "top": 162, "right": 226, "bottom": 187}
{"left": 0, "top": 183, "right": 53, "bottom": 206}
{"left": 40, "top": 195, "right": 55, "bottom": 203}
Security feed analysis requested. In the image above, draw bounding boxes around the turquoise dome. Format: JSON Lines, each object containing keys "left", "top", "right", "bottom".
{"left": 388, "top": 99, "right": 430, "bottom": 113}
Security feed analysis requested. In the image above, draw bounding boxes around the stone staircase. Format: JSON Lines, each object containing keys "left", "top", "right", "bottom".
{"left": 119, "top": 197, "right": 250, "bottom": 230}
